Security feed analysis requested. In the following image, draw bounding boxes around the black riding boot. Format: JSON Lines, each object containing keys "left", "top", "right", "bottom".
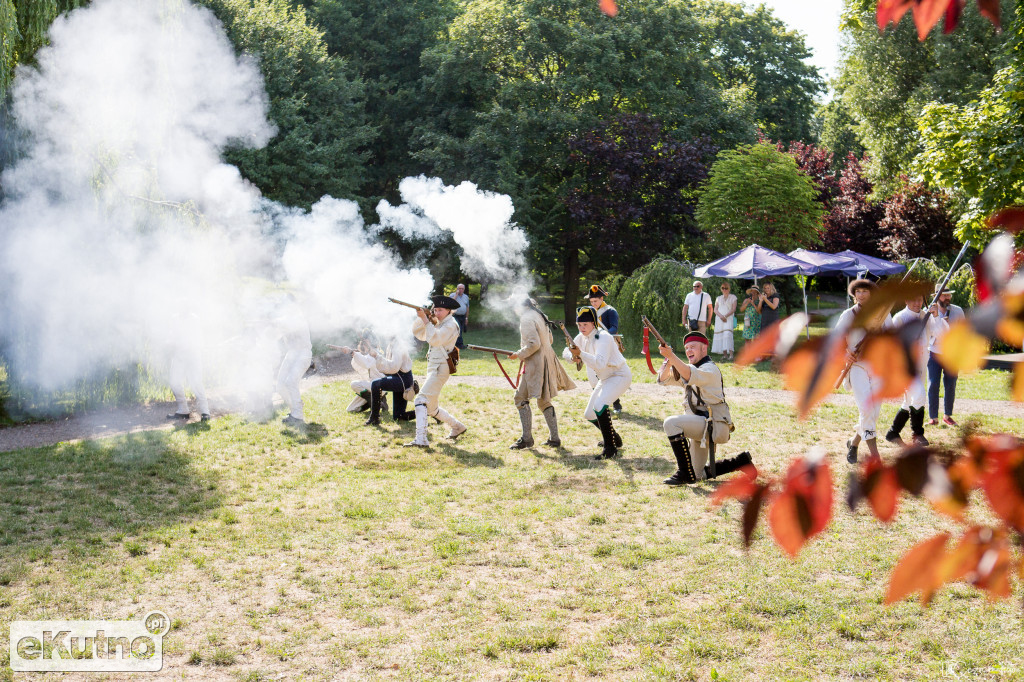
{"left": 910, "top": 407, "right": 928, "bottom": 445}
{"left": 364, "top": 388, "right": 382, "bottom": 426}
{"left": 357, "top": 390, "right": 371, "bottom": 412}
{"left": 664, "top": 434, "right": 698, "bottom": 485}
{"left": 593, "top": 409, "right": 619, "bottom": 460}
{"left": 705, "top": 451, "right": 752, "bottom": 480}
{"left": 886, "top": 409, "right": 910, "bottom": 445}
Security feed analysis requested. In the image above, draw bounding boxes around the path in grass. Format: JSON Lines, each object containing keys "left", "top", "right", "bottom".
{"left": 1, "top": 369, "right": 1019, "bottom": 454}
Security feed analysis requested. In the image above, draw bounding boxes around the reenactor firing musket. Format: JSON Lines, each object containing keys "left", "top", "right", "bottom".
{"left": 558, "top": 320, "right": 584, "bottom": 371}
{"left": 388, "top": 297, "right": 437, "bottom": 324}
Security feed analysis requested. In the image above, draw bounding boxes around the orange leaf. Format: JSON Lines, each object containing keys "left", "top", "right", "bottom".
{"left": 599, "top": 0, "right": 618, "bottom": 17}
{"left": 735, "top": 324, "right": 782, "bottom": 367}
{"left": 861, "top": 332, "right": 915, "bottom": 401}
{"left": 980, "top": 445, "right": 1024, "bottom": 530}
{"left": 912, "top": 0, "right": 954, "bottom": 39}
{"left": 768, "top": 490, "right": 810, "bottom": 558}
{"left": 710, "top": 465, "right": 760, "bottom": 506}
{"left": 937, "top": 319, "right": 989, "bottom": 374}
{"left": 863, "top": 457, "right": 900, "bottom": 523}
{"left": 781, "top": 335, "right": 847, "bottom": 419}
{"left": 885, "top": 533, "right": 950, "bottom": 605}
{"left": 943, "top": 527, "right": 1013, "bottom": 600}
{"left": 741, "top": 484, "right": 771, "bottom": 548}
{"left": 930, "top": 456, "right": 976, "bottom": 520}
{"left": 1014, "top": 363, "right": 1024, "bottom": 403}
{"left": 768, "top": 453, "right": 833, "bottom": 556}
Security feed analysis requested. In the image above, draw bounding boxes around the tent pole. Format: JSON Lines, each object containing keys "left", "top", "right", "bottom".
{"left": 803, "top": 279, "right": 810, "bottom": 339}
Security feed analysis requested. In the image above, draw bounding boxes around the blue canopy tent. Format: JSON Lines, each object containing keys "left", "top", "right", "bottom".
{"left": 787, "top": 249, "right": 863, "bottom": 338}
{"left": 833, "top": 250, "right": 906, "bottom": 305}
{"left": 695, "top": 244, "right": 815, "bottom": 339}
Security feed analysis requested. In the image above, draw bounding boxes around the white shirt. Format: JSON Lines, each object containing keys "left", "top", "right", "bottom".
{"left": 684, "top": 291, "right": 712, "bottom": 321}
{"left": 892, "top": 307, "right": 946, "bottom": 367}
{"left": 835, "top": 305, "right": 894, "bottom": 357}
{"left": 376, "top": 345, "right": 413, "bottom": 374}
{"left": 413, "top": 315, "right": 460, "bottom": 366}
{"left": 351, "top": 351, "right": 384, "bottom": 382}
{"left": 562, "top": 329, "right": 628, "bottom": 381}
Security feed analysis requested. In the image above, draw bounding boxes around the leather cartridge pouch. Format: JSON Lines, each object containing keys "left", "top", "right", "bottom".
{"left": 447, "top": 347, "right": 460, "bottom": 374}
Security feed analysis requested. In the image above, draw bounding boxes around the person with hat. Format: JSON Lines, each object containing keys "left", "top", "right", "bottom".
{"left": 838, "top": 278, "right": 893, "bottom": 463}
{"left": 656, "top": 331, "right": 751, "bottom": 484}
{"left": 682, "top": 281, "right": 713, "bottom": 334}
{"left": 562, "top": 306, "right": 631, "bottom": 459}
{"left": 926, "top": 283, "right": 964, "bottom": 427}
{"left": 507, "top": 298, "right": 576, "bottom": 449}
{"left": 588, "top": 284, "right": 625, "bottom": 413}
{"left": 364, "top": 337, "right": 417, "bottom": 426}
{"left": 739, "top": 284, "right": 763, "bottom": 341}
{"left": 884, "top": 293, "right": 945, "bottom": 447}
{"left": 406, "top": 295, "right": 467, "bottom": 447}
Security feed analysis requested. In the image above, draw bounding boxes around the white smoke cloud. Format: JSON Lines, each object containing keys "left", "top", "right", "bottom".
{"left": 0, "top": 0, "right": 532, "bottom": 413}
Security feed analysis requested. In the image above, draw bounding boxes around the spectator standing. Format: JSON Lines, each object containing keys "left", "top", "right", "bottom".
{"left": 739, "top": 285, "right": 762, "bottom": 342}
{"left": 759, "top": 281, "right": 781, "bottom": 330}
{"left": 927, "top": 284, "right": 964, "bottom": 426}
{"left": 711, "top": 282, "right": 737, "bottom": 360}
{"left": 682, "top": 281, "right": 713, "bottom": 334}
{"left": 452, "top": 283, "right": 470, "bottom": 349}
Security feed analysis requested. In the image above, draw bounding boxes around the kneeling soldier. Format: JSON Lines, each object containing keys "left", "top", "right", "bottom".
{"left": 365, "top": 338, "right": 417, "bottom": 426}
{"left": 508, "top": 298, "right": 576, "bottom": 448}
{"left": 657, "top": 331, "right": 751, "bottom": 484}
{"left": 407, "top": 295, "right": 467, "bottom": 447}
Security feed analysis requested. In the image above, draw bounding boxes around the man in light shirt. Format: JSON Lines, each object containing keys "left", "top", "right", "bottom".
{"left": 682, "top": 281, "right": 713, "bottom": 334}
{"left": 452, "top": 283, "right": 470, "bottom": 349}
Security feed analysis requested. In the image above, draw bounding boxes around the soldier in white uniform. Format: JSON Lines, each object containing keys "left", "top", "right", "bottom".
{"left": 365, "top": 339, "right": 417, "bottom": 426}
{"left": 274, "top": 297, "right": 314, "bottom": 427}
{"left": 407, "top": 295, "right": 467, "bottom": 447}
{"left": 884, "top": 294, "right": 946, "bottom": 447}
{"left": 338, "top": 335, "right": 385, "bottom": 413}
{"left": 837, "top": 279, "right": 893, "bottom": 463}
{"left": 656, "top": 331, "right": 750, "bottom": 484}
{"left": 588, "top": 284, "right": 625, "bottom": 414}
{"left": 507, "top": 298, "right": 576, "bottom": 449}
{"left": 562, "top": 306, "right": 631, "bottom": 459}
{"left": 166, "top": 310, "right": 211, "bottom": 422}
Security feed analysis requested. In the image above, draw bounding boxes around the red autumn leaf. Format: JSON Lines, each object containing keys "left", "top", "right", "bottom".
{"left": 599, "top": 0, "right": 618, "bottom": 17}
{"left": 931, "top": 456, "right": 976, "bottom": 520}
{"left": 979, "top": 443, "right": 1024, "bottom": 531}
{"left": 944, "top": 527, "right": 1014, "bottom": 600}
{"left": 862, "top": 456, "right": 900, "bottom": 522}
{"left": 780, "top": 335, "right": 848, "bottom": 419}
{"left": 877, "top": 0, "right": 915, "bottom": 29}
{"left": 855, "top": 279, "right": 933, "bottom": 329}
{"left": 710, "top": 464, "right": 761, "bottom": 506}
{"left": 986, "top": 207, "right": 1024, "bottom": 233}
{"left": 768, "top": 453, "right": 832, "bottom": 556}
{"left": 943, "top": 0, "right": 964, "bottom": 33}
{"left": 976, "top": 0, "right": 1002, "bottom": 28}
{"left": 742, "top": 484, "right": 771, "bottom": 548}
{"left": 734, "top": 323, "right": 782, "bottom": 368}
{"left": 885, "top": 532, "right": 950, "bottom": 605}
{"left": 912, "top": 0, "right": 954, "bottom": 39}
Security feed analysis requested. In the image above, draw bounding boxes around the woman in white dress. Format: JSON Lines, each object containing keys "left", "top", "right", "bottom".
{"left": 711, "top": 282, "right": 737, "bottom": 360}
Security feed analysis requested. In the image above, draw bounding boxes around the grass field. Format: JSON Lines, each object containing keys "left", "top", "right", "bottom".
{"left": 1, "top": 322, "right": 1023, "bottom": 680}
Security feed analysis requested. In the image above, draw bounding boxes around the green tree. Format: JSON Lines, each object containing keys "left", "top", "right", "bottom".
{"left": 0, "top": 0, "right": 90, "bottom": 99}
{"left": 295, "top": 0, "right": 459, "bottom": 209}
{"left": 832, "top": 0, "right": 1012, "bottom": 195}
{"left": 815, "top": 98, "right": 865, "bottom": 163}
{"left": 415, "top": 0, "right": 758, "bottom": 319}
{"left": 197, "top": 0, "right": 374, "bottom": 208}
{"left": 915, "top": 3, "right": 1024, "bottom": 246}
{"left": 695, "top": 142, "right": 824, "bottom": 256}
{"left": 691, "top": 0, "right": 824, "bottom": 143}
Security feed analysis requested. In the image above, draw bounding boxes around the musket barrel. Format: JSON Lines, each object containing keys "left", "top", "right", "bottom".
{"left": 466, "top": 344, "right": 515, "bottom": 356}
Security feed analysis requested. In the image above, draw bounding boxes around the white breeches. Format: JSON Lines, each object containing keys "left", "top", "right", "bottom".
{"left": 414, "top": 361, "right": 450, "bottom": 416}
{"left": 350, "top": 379, "right": 372, "bottom": 394}
{"left": 663, "top": 414, "right": 711, "bottom": 481}
{"left": 277, "top": 348, "right": 312, "bottom": 420}
{"left": 583, "top": 369, "right": 631, "bottom": 420}
{"left": 169, "top": 349, "right": 209, "bottom": 415}
{"left": 901, "top": 376, "right": 926, "bottom": 410}
{"left": 849, "top": 363, "right": 882, "bottom": 440}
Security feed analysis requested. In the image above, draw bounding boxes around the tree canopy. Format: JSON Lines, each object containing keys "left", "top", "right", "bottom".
{"left": 695, "top": 142, "right": 824, "bottom": 256}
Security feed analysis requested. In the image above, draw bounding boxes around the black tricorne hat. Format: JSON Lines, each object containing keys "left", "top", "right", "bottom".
{"left": 576, "top": 306, "right": 598, "bottom": 324}
{"left": 432, "top": 295, "right": 460, "bottom": 310}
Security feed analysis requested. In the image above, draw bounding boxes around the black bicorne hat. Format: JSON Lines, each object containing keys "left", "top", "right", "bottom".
{"left": 432, "top": 295, "right": 460, "bottom": 310}
{"left": 576, "top": 306, "right": 598, "bottom": 324}
{"left": 588, "top": 284, "right": 608, "bottom": 298}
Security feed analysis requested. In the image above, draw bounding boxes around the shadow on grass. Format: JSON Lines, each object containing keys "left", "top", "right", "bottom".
{"left": 441, "top": 443, "right": 506, "bottom": 468}
{"left": 281, "top": 422, "right": 329, "bottom": 444}
{"left": 0, "top": 430, "right": 222, "bottom": 586}
{"left": 615, "top": 412, "right": 666, "bottom": 431}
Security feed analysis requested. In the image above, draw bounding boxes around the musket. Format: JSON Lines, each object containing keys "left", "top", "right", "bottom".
{"left": 388, "top": 297, "right": 437, "bottom": 324}
{"left": 641, "top": 315, "right": 679, "bottom": 379}
{"left": 465, "top": 346, "right": 522, "bottom": 388}
{"left": 558, "top": 321, "right": 584, "bottom": 371}
{"left": 466, "top": 344, "right": 516, "bottom": 356}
